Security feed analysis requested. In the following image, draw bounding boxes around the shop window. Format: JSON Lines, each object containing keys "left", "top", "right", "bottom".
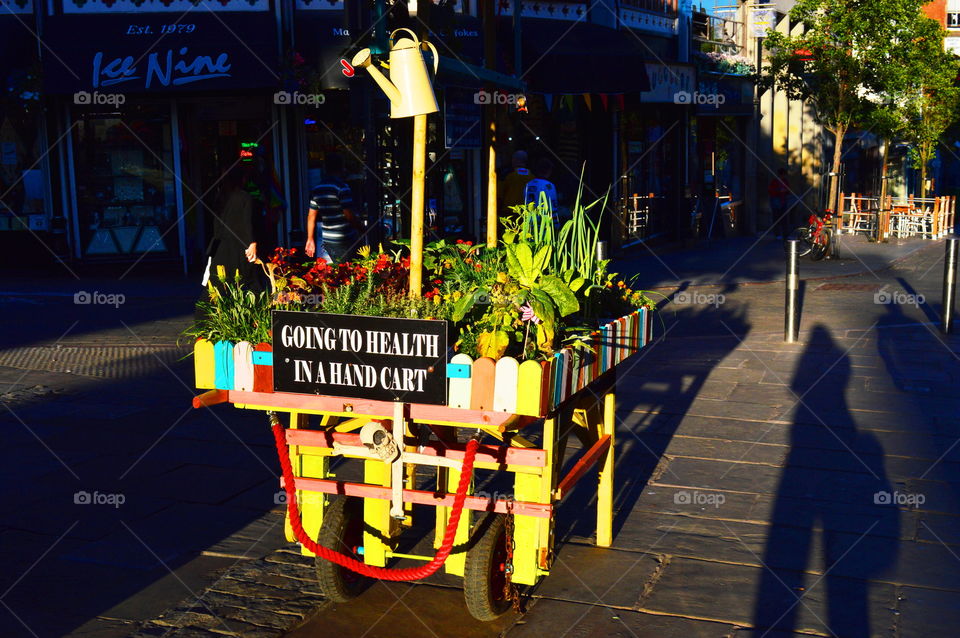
{"left": 72, "top": 104, "right": 179, "bottom": 258}
{"left": 0, "top": 110, "right": 48, "bottom": 233}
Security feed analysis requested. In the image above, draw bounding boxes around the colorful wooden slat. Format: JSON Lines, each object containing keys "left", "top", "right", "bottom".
{"left": 194, "top": 339, "right": 215, "bottom": 389}
{"left": 516, "top": 360, "right": 544, "bottom": 416}
{"left": 589, "top": 331, "right": 601, "bottom": 385}
{"left": 539, "top": 359, "right": 553, "bottom": 415}
{"left": 448, "top": 353, "right": 473, "bottom": 409}
{"left": 617, "top": 317, "right": 630, "bottom": 365}
{"left": 552, "top": 351, "right": 563, "bottom": 408}
{"left": 214, "top": 341, "right": 235, "bottom": 390}
{"left": 252, "top": 343, "right": 273, "bottom": 393}
{"left": 233, "top": 341, "right": 254, "bottom": 392}
{"left": 492, "top": 356, "right": 520, "bottom": 413}
{"left": 571, "top": 349, "right": 582, "bottom": 393}
{"left": 642, "top": 308, "right": 650, "bottom": 345}
{"left": 469, "top": 357, "right": 496, "bottom": 411}
{"left": 560, "top": 348, "right": 572, "bottom": 405}
{"left": 606, "top": 323, "right": 614, "bottom": 371}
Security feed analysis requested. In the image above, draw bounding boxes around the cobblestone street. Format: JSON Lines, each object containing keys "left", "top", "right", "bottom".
{"left": 3, "top": 236, "right": 960, "bottom": 637}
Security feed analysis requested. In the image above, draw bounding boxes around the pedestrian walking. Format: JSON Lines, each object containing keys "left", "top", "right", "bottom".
{"left": 769, "top": 168, "right": 792, "bottom": 238}
{"left": 305, "top": 153, "right": 362, "bottom": 264}
{"left": 498, "top": 150, "right": 534, "bottom": 225}
{"left": 524, "top": 157, "right": 559, "bottom": 214}
{"left": 203, "top": 163, "right": 263, "bottom": 292}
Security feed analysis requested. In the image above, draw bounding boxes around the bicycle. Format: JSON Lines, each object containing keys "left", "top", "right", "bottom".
{"left": 789, "top": 209, "right": 833, "bottom": 261}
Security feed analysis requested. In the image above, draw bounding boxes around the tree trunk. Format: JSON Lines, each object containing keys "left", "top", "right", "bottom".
{"left": 919, "top": 141, "right": 932, "bottom": 198}
{"left": 879, "top": 139, "right": 889, "bottom": 204}
{"left": 828, "top": 124, "right": 846, "bottom": 214}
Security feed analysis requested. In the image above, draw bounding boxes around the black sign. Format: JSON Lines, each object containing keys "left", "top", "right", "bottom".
{"left": 43, "top": 13, "right": 278, "bottom": 94}
{"left": 272, "top": 311, "right": 448, "bottom": 405}
{"left": 444, "top": 87, "right": 482, "bottom": 149}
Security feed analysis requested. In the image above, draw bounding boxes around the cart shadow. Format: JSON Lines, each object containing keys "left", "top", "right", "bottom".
{"left": 551, "top": 298, "right": 752, "bottom": 546}
{"left": 0, "top": 354, "right": 282, "bottom": 637}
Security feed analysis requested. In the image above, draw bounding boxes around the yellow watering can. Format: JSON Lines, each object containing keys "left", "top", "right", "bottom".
{"left": 351, "top": 28, "right": 439, "bottom": 119}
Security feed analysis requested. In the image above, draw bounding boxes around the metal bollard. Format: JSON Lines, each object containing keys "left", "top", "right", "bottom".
{"left": 943, "top": 237, "right": 958, "bottom": 334}
{"left": 785, "top": 239, "right": 800, "bottom": 342}
{"left": 596, "top": 240, "right": 609, "bottom": 262}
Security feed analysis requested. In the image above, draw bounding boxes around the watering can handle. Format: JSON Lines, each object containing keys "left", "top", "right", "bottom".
{"left": 390, "top": 27, "right": 421, "bottom": 44}
{"left": 424, "top": 40, "right": 439, "bottom": 75}
{"left": 389, "top": 28, "right": 439, "bottom": 74}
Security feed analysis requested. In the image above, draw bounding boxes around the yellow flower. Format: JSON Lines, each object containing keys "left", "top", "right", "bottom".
{"left": 452, "top": 290, "right": 463, "bottom": 301}
{"left": 216, "top": 264, "right": 227, "bottom": 281}
{"left": 357, "top": 245, "right": 371, "bottom": 259}
{"left": 432, "top": 295, "right": 441, "bottom": 305}
{"left": 496, "top": 272, "right": 508, "bottom": 284}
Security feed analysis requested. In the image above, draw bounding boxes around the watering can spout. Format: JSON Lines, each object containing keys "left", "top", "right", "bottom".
{"left": 351, "top": 49, "right": 403, "bottom": 104}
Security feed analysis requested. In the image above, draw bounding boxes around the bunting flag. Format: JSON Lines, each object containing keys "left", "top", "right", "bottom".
{"left": 583, "top": 93, "right": 592, "bottom": 111}
{"left": 599, "top": 94, "right": 609, "bottom": 110}
{"left": 561, "top": 94, "right": 574, "bottom": 111}
{"left": 616, "top": 94, "right": 625, "bottom": 111}
{"left": 544, "top": 94, "right": 553, "bottom": 111}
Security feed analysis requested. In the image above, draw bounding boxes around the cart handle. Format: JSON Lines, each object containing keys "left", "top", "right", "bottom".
{"left": 270, "top": 413, "right": 480, "bottom": 581}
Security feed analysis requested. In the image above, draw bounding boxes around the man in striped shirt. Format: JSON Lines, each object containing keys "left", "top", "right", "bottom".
{"left": 305, "top": 153, "right": 361, "bottom": 263}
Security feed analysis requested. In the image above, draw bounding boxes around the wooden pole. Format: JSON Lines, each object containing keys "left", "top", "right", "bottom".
{"left": 486, "top": 118, "right": 497, "bottom": 248}
{"left": 410, "top": 113, "right": 427, "bottom": 298}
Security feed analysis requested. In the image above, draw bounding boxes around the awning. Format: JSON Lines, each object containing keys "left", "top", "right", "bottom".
{"left": 43, "top": 13, "right": 279, "bottom": 94}
{"left": 0, "top": 16, "right": 38, "bottom": 87}
{"left": 500, "top": 19, "right": 652, "bottom": 94}
{"left": 295, "top": 12, "right": 353, "bottom": 91}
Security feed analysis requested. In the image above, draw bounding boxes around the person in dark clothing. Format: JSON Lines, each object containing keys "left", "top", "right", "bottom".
{"left": 305, "top": 153, "right": 362, "bottom": 264}
{"left": 206, "top": 164, "right": 263, "bottom": 292}
{"left": 769, "top": 167, "right": 793, "bottom": 239}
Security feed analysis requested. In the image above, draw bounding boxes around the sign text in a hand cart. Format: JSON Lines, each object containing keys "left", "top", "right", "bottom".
{"left": 272, "top": 311, "right": 448, "bottom": 404}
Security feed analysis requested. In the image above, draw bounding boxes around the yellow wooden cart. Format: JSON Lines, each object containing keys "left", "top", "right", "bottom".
{"left": 191, "top": 309, "right": 649, "bottom": 620}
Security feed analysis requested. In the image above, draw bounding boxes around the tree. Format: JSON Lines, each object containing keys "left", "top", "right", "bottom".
{"left": 900, "top": 22, "right": 960, "bottom": 197}
{"left": 760, "top": 0, "right": 936, "bottom": 212}
{"left": 866, "top": 13, "right": 960, "bottom": 198}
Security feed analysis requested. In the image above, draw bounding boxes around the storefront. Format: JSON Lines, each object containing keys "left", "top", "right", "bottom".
{"left": 43, "top": 6, "right": 280, "bottom": 267}
{"left": 692, "top": 74, "right": 753, "bottom": 232}
{"left": 0, "top": 4, "right": 54, "bottom": 257}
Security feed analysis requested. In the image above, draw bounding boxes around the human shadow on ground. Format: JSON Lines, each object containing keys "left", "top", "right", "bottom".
{"left": 753, "top": 325, "right": 899, "bottom": 637}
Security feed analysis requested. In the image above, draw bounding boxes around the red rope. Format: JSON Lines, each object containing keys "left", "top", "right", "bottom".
{"left": 271, "top": 420, "right": 480, "bottom": 581}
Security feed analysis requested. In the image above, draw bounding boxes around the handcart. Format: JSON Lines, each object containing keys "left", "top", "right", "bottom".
{"left": 190, "top": 309, "right": 652, "bottom": 620}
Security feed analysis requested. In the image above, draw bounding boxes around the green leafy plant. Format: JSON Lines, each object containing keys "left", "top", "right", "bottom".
{"left": 184, "top": 267, "right": 273, "bottom": 344}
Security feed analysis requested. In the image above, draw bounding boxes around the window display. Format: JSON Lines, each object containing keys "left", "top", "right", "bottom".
{"left": 0, "top": 113, "right": 48, "bottom": 233}
{"left": 72, "top": 103, "right": 179, "bottom": 257}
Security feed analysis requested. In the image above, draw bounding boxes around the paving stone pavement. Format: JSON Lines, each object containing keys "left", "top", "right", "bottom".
{"left": 3, "top": 240, "right": 960, "bottom": 637}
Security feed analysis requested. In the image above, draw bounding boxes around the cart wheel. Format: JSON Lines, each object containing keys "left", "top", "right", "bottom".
{"left": 464, "top": 514, "right": 513, "bottom": 621}
{"left": 315, "top": 496, "right": 368, "bottom": 602}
